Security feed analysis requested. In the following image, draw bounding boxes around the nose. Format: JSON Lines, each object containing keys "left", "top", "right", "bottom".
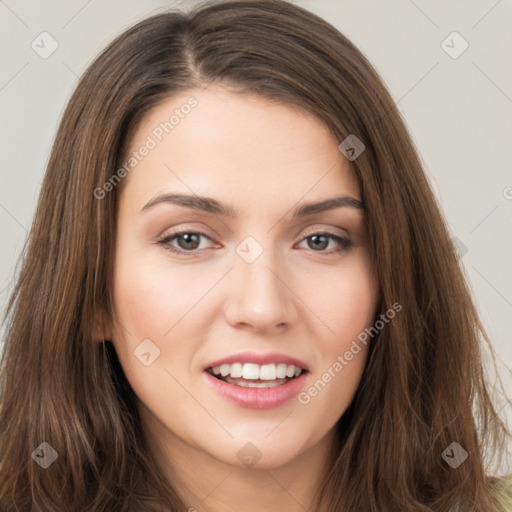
{"left": 223, "top": 247, "right": 298, "bottom": 333}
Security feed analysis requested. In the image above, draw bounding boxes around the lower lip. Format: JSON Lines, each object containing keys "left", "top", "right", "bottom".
{"left": 203, "top": 371, "right": 308, "bottom": 409}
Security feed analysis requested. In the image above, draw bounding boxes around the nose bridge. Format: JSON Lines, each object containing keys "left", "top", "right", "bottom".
{"left": 225, "top": 233, "right": 296, "bottom": 329}
{"left": 236, "top": 233, "right": 286, "bottom": 298}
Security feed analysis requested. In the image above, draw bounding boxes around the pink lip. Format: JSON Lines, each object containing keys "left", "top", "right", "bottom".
{"left": 203, "top": 351, "right": 309, "bottom": 371}
{"left": 203, "top": 370, "right": 308, "bottom": 409}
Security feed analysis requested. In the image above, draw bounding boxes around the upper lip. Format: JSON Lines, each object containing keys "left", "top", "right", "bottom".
{"left": 204, "top": 351, "right": 309, "bottom": 372}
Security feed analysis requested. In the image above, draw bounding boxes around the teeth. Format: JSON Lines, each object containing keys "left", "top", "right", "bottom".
{"left": 242, "top": 363, "right": 260, "bottom": 380}
{"left": 259, "top": 364, "right": 276, "bottom": 380}
{"left": 285, "top": 365, "right": 296, "bottom": 378}
{"left": 276, "top": 363, "right": 288, "bottom": 379}
{"left": 230, "top": 362, "right": 243, "bottom": 378}
{"left": 225, "top": 377, "right": 283, "bottom": 388}
{"left": 210, "top": 362, "right": 304, "bottom": 380}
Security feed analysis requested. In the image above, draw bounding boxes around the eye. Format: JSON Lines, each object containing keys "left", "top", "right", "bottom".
{"left": 296, "top": 232, "right": 353, "bottom": 254}
{"left": 158, "top": 230, "right": 214, "bottom": 255}
{"left": 157, "top": 230, "right": 352, "bottom": 256}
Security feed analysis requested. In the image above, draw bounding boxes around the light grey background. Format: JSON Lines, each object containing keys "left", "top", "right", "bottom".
{"left": 1, "top": 0, "right": 511, "bottom": 472}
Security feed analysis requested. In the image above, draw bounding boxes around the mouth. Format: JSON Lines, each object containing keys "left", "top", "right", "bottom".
{"left": 203, "top": 359, "right": 309, "bottom": 409}
{"left": 206, "top": 362, "right": 308, "bottom": 388}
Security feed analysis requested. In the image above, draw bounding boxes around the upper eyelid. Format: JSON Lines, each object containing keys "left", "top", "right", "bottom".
{"left": 159, "top": 226, "right": 350, "bottom": 242}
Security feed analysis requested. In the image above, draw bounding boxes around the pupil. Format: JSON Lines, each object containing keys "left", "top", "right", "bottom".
{"left": 179, "top": 233, "right": 200, "bottom": 250}
{"left": 309, "top": 234, "right": 328, "bottom": 250}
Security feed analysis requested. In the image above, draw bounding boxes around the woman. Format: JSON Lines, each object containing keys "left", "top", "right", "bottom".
{"left": 1, "top": 0, "right": 511, "bottom": 510}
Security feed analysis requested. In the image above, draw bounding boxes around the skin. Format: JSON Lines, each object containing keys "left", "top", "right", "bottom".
{"left": 101, "top": 86, "right": 380, "bottom": 511}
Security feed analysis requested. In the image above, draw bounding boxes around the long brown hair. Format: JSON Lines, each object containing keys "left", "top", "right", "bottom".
{"left": 1, "top": 1, "right": 510, "bottom": 510}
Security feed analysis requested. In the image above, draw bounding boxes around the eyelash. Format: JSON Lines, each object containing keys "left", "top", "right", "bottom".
{"left": 157, "top": 229, "right": 353, "bottom": 256}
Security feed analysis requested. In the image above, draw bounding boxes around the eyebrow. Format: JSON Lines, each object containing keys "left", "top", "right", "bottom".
{"left": 140, "top": 193, "right": 365, "bottom": 218}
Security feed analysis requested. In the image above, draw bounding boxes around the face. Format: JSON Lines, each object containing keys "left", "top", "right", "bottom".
{"left": 107, "top": 86, "right": 379, "bottom": 472}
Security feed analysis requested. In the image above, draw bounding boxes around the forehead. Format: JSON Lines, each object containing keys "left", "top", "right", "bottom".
{"left": 120, "top": 86, "right": 360, "bottom": 209}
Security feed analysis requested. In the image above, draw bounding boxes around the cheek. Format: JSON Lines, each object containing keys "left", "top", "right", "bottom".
{"left": 109, "top": 244, "right": 179, "bottom": 382}
{"left": 308, "top": 348, "right": 369, "bottom": 431}
{"left": 299, "top": 254, "right": 377, "bottom": 415}
{"left": 307, "top": 255, "right": 379, "bottom": 339}
{"left": 112, "top": 245, "right": 197, "bottom": 338}
{"left": 114, "top": 271, "right": 169, "bottom": 335}
{"left": 109, "top": 253, "right": 193, "bottom": 420}
{"left": 110, "top": 243, "right": 218, "bottom": 385}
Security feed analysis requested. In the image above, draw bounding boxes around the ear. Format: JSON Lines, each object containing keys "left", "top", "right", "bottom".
{"left": 92, "top": 306, "right": 113, "bottom": 342}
